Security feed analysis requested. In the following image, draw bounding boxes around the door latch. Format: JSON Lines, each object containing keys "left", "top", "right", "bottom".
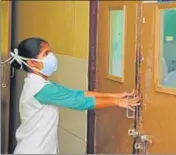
{"left": 135, "top": 142, "right": 143, "bottom": 150}
{"left": 140, "top": 135, "right": 152, "bottom": 144}
{"left": 128, "top": 129, "right": 140, "bottom": 138}
{"left": 128, "top": 129, "right": 152, "bottom": 153}
{"left": 140, "top": 135, "right": 153, "bottom": 153}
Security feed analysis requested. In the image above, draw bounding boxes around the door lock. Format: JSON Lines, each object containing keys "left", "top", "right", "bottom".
{"left": 128, "top": 129, "right": 140, "bottom": 138}
{"left": 140, "top": 135, "right": 153, "bottom": 153}
{"left": 128, "top": 129, "right": 153, "bottom": 153}
{"left": 140, "top": 135, "right": 153, "bottom": 144}
{"left": 135, "top": 142, "right": 143, "bottom": 150}
{"left": 134, "top": 134, "right": 153, "bottom": 154}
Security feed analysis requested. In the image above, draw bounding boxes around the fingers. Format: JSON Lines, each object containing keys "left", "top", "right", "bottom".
{"left": 129, "top": 97, "right": 140, "bottom": 104}
{"left": 126, "top": 103, "right": 140, "bottom": 111}
{"left": 130, "top": 89, "right": 135, "bottom": 96}
{"left": 122, "top": 92, "right": 140, "bottom": 111}
{"left": 124, "top": 89, "right": 135, "bottom": 97}
{"left": 126, "top": 105, "right": 135, "bottom": 112}
{"left": 128, "top": 97, "right": 141, "bottom": 107}
{"left": 129, "top": 102, "right": 141, "bottom": 107}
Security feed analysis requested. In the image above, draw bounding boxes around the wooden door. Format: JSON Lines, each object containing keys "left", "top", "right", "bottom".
{"left": 95, "top": 1, "right": 138, "bottom": 153}
{"left": 1, "top": 1, "right": 12, "bottom": 153}
{"left": 140, "top": 2, "right": 176, "bottom": 154}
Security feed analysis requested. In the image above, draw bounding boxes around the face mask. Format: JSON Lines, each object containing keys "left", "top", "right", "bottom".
{"left": 33, "top": 53, "right": 58, "bottom": 76}
{"left": 1, "top": 48, "right": 58, "bottom": 76}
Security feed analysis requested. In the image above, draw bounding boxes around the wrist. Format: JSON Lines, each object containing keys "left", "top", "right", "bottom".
{"left": 107, "top": 93, "right": 114, "bottom": 97}
{"left": 108, "top": 93, "right": 120, "bottom": 98}
{"left": 115, "top": 98, "right": 120, "bottom": 106}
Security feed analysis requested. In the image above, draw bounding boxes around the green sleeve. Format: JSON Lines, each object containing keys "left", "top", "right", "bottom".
{"left": 34, "top": 82, "right": 96, "bottom": 111}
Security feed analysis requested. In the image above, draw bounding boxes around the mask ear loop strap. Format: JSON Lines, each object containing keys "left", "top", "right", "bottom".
{"left": 1, "top": 49, "right": 42, "bottom": 73}
{"left": 11, "top": 54, "right": 42, "bottom": 73}
{"left": 14, "top": 57, "right": 42, "bottom": 73}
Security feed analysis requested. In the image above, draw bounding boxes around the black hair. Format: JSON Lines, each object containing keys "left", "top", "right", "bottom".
{"left": 11, "top": 37, "right": 48, "bottom": 72}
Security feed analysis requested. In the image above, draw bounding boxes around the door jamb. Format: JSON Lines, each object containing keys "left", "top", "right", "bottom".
{"left": 87, "top": 1, "right": 98, "bottom": 154}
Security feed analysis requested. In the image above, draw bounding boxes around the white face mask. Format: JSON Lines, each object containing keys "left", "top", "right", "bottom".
{"left": 2, "top": 48, "right": 58, "bottom": 76}
{"left": 30, "top": 53, "right": 58, "bottom": 76}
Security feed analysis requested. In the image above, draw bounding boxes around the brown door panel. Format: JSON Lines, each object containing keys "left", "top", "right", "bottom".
{"left": 95, "top": 1, "right": 138, "bottom": 153}
{"left": 141, "top": 3, "right": 176, "bottom": 154}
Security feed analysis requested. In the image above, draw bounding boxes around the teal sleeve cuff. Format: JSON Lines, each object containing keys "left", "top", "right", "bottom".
{"left": 34, "top": 82, "right": 96, "bottom": 111}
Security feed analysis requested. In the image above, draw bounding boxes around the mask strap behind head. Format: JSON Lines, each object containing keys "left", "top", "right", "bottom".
{"left": 1, "top": 48, "right": 42, "bottom": 73}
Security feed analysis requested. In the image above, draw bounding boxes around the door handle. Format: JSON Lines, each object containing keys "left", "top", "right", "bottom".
{"left": 126, "top": 93, "right": 140, "bottom": 119}
{"left": 126, "top": 108, "right": 135, "bottom": 119}
{"left": 126, "top": 96, "right": 135, "bottom": 119}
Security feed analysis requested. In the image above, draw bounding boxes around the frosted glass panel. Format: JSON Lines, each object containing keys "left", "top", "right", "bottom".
{"left": 109, "top": 10, "right": 124, "bottom": 78}
{"left": 159, "top": 9, "right": 176, "bottom": 88}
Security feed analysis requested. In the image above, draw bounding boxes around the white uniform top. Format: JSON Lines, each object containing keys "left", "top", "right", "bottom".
{"left": 13, "top": 73, "right": 95, "bottom": 154}
{"left": 14, "top": 73, "right": 59, "bottom": 154}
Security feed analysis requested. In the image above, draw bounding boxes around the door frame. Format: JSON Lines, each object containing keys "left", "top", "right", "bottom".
{"left": 1, "top": 1, "right": 12, "bottom": 153}
{"left": 87, "top": 0, "right": 98, "bottom": 154}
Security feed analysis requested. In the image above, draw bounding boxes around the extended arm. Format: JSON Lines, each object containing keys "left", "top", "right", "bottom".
{"left": 34, "top": 82, "right": 139, "bottom": 111}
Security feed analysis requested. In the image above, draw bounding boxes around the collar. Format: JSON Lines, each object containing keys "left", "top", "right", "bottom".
{"left": 27, "top": 73, "right": 47, "bottom": 84}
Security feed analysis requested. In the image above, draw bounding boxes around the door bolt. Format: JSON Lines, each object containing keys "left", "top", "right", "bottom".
{"left": 128, "top": 129, "right": 140, "bottom": 138}
{"left": 135, "top": 142, "right": 143, "bottom": 150}
{"left": 140, "top": 135, "right": 153, "bottom": 143}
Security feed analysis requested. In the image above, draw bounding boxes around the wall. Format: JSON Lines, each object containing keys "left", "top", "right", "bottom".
{"left": 1, "top": 1, "right": 10, "bottom": 56}
{"left": 14, "top": 1, "right": 89, "bottom": 154}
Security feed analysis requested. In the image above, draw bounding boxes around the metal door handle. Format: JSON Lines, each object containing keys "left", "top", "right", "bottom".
{"left": 126, "top": 108, "right": 135, "bottom": 119}
{"left": 126, "top": 93, "right": 140, "bottom": 119}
